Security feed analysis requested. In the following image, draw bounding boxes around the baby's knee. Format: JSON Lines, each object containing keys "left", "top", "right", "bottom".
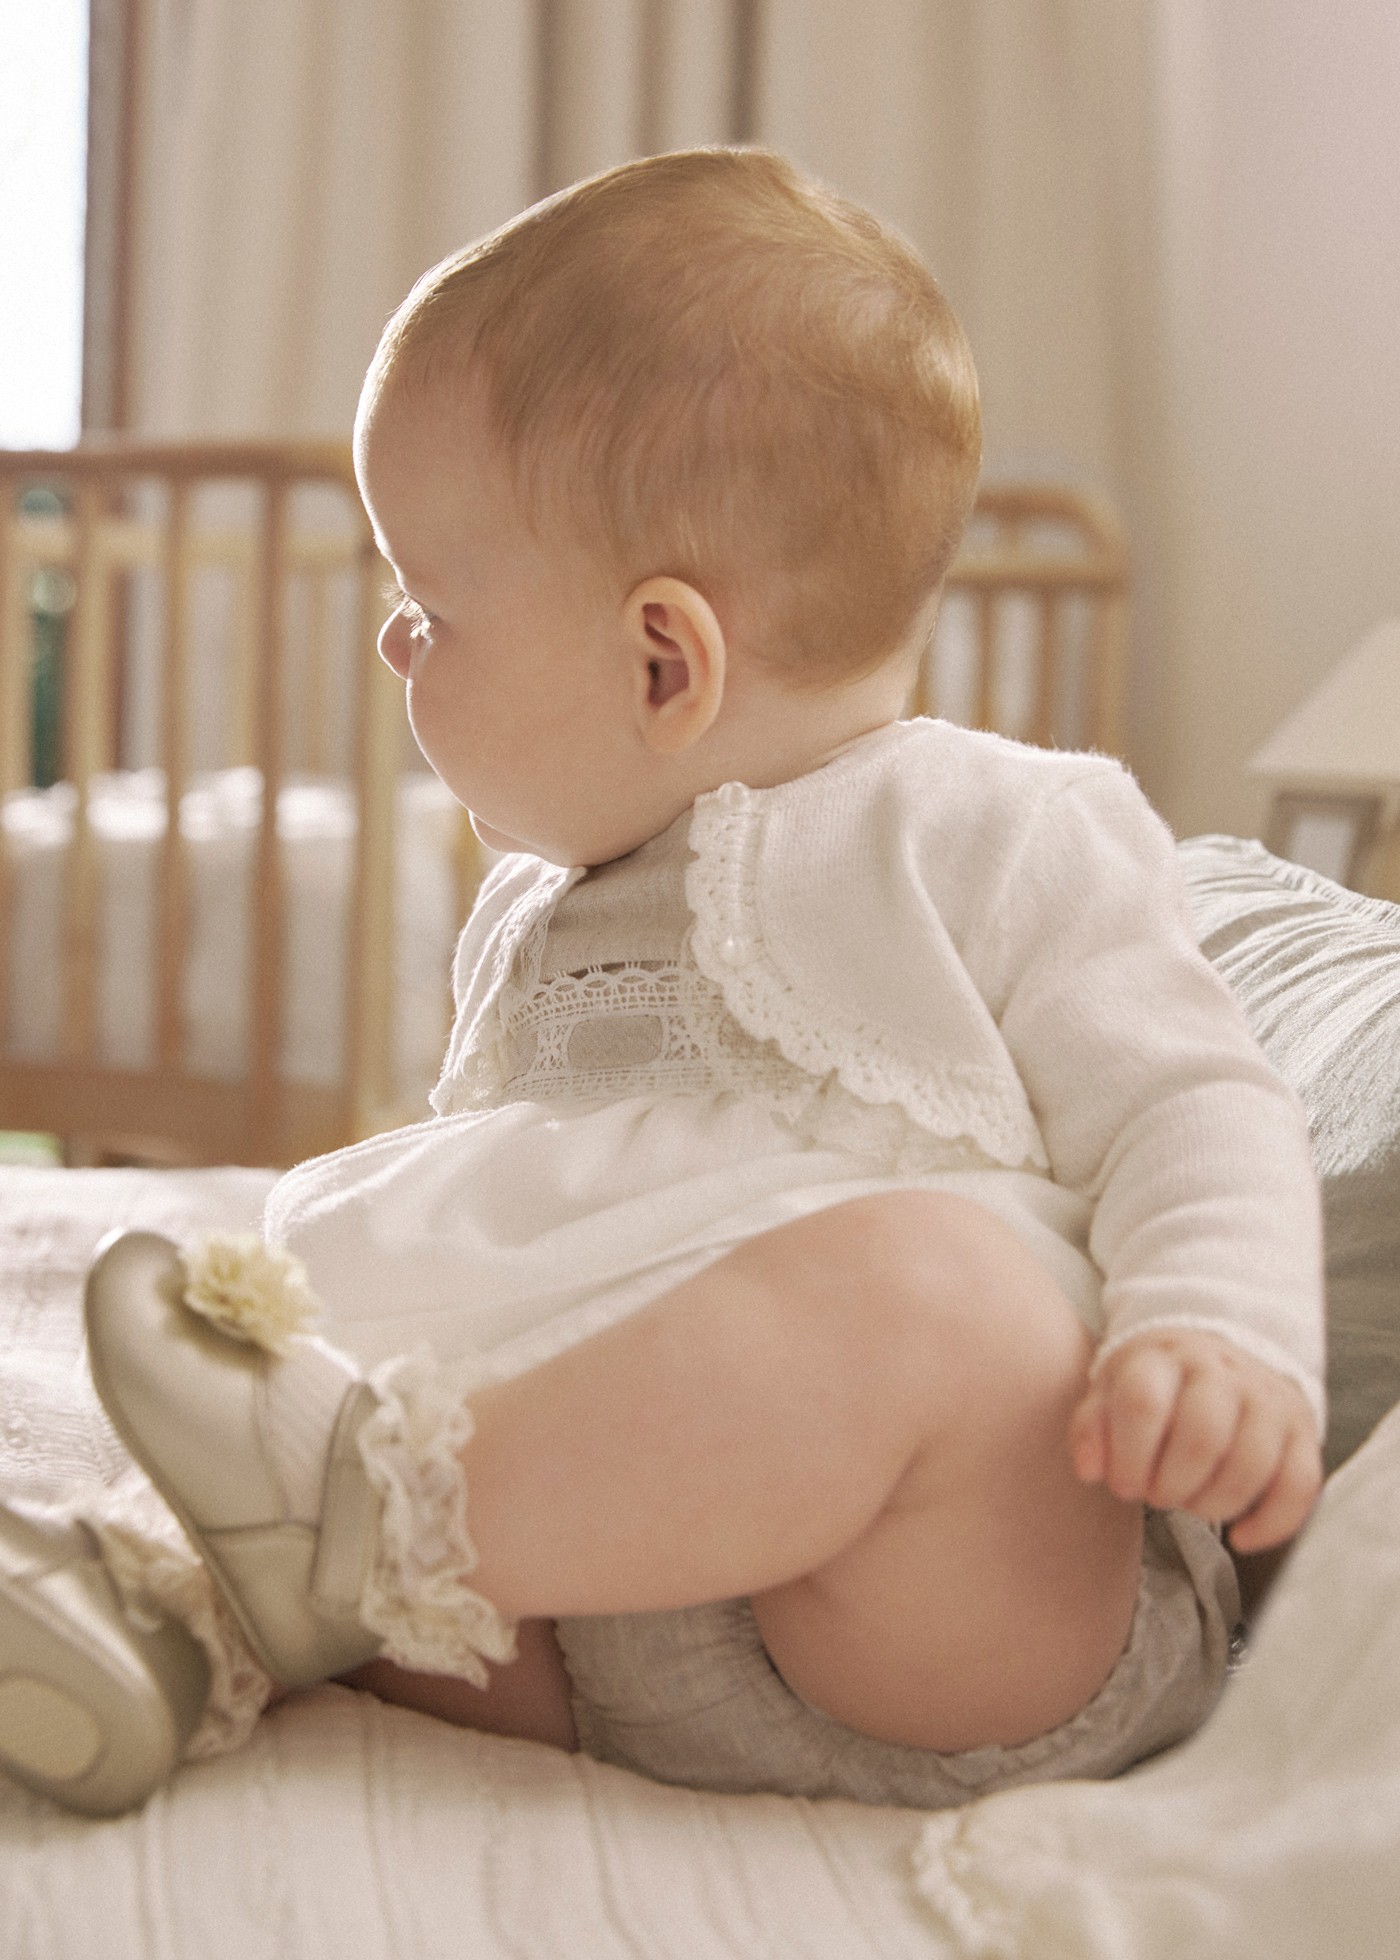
{"left": 739, "top": 1192, "right": 1006, "bottom": 1346}
{"left": 780, "top": 1190, "right": 1090, "bottom": 1387}
{"left": 799, "top": 1188, "right": 1031, "bottom": 1307}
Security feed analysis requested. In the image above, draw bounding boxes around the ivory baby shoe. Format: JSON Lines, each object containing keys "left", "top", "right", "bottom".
{"left": 0, "top": 1497, "right": 210, "bottom": 1815}
{"left": 84, "top": 1229, "right": 385, "bottom": 1691}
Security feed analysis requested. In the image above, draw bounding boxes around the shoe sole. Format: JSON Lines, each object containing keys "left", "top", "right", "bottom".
{"left": 0, "top": 1517, "right": 210, "bottom": 1817}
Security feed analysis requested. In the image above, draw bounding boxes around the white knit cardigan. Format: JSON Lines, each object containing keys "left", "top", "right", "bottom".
{"left": 433, "top": 719, "right": 1326, "bottom": 1426}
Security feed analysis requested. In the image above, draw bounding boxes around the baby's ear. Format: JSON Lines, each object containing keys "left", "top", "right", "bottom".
{"left": 623, "top": 576, "right": 727, "bottom": 754}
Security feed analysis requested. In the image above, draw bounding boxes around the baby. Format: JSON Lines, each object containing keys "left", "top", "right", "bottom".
{"left": 3, "top": 148, "right": 1324, "bottom": 1818}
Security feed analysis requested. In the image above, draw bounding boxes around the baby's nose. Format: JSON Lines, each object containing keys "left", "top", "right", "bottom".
{"left": 378, "top": 611, "right": 413, "bottom": 678}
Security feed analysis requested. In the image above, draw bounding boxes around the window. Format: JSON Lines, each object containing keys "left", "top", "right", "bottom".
{"left": 0, "top": 0, "right": 89, "bottom": 447}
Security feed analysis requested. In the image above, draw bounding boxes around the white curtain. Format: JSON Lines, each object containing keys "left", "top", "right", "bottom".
{"left": 114, "top": 0, "right": 1400, "bottom": 837}
{"left": 125, "top": 0, "right": 748, "bottom": 444}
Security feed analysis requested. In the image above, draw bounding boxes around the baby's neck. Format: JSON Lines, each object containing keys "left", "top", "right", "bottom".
{"left": 589, "top": 655, "right": 913, "bottom": 866}
{"left": 692, "top": 648, "right": 913, "bottom": 793}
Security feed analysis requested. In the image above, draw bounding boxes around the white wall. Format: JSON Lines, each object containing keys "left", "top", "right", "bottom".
{"left": 119, "top": 0, "right": 1400, "bottom": 838}
{"left": 1150, "top": 1, "right": 1400, "bottom": 836}
{"left": 758, "top": 0, "right": 1400, "bottom": 837}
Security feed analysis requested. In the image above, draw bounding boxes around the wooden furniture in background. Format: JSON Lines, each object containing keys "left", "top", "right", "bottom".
{"left": 0, "top": 446, "right": 1129, "bottom": 1167}
{"left": 0, "top": 440, "right": 481, "bottom": 1166}
{"left": 1249, "top": 618, "right": 1400, "bottom": 900}
{"left": 918, "top": 481, "right": 1129, "bottom": 756}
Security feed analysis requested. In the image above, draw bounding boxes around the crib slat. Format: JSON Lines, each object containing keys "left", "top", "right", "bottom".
{"left": 231, "top": 542, "right": 258, "bottom": 770}
{"left": 1032, "top": 590, "right": 1061, "bottom": 749}
{"left": 302, "top": 565, "right": 330, "bottom": 774}
{"left": 975, "top": 591, "right": 997, "bottom": 730}
{"left": 155, "top": 481, "right": 192, "bottom": 1067}
{"left": 911, "top": 616, "right": 937, "bottom": 720}
{"left": 249, "top": 479, "right": 289, "bottom": 1157}
{"left": 451, "top": 807, "right": 488, "bottom": 953}
{"left": 60, "top": 484, "right": 108, "bottom": 1062}
{"left": 1089, "top": 583, "right": 1128, "bottom": 757}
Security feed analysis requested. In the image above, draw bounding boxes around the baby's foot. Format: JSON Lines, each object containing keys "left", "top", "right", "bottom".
{"left": 84, "top": 1231, "right": 384, "bottom": 1690}
{"left": 0, "top": 1496, "right": 209, "bottom": 1814}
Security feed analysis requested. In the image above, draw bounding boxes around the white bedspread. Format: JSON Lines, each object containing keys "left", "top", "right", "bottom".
{"left": 1, "top": 1165, "right": 1397, "bottom": 1958}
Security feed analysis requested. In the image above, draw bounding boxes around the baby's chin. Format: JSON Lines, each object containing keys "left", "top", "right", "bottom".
{"left": 468, "top": 807, "right": 669, "bottom": 869}
{"left": 468, "top": 812, "right": 577, "bottom": 865}
{"left": 468, "top": 813, "right": 528, "bottom": 857}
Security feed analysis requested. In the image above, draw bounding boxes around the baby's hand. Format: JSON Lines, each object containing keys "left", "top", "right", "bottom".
{"left": 1068, "top": 1329, "right": 1322, "bottom": 1552}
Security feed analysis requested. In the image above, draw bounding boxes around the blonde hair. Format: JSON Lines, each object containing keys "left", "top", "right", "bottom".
{"left": 366, "top": 148, "right": 981, "bottom": 683}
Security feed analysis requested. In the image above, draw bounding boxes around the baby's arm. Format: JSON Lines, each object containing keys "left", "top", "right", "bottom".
{"left": 1067, "top": 1328, "right": 1322, "bottom": 1551}
{"left": 960, "top": 761, "right": 1326, "bottom": 1549}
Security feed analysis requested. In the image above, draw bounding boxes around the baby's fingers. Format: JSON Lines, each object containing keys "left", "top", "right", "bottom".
{"left": 1177, "top": 1396, "right": 1283, "bottom": 1526}
{"left": 1095, "top": 1346, "right": 1185, "bottom": 1502}
{"left": 1224, "top": 1426, "right": 1323, "bottom": 1553}
{"left": 1143, "top": 1365, "right": 1243, "bottom": 1512}
{"left": 1068, "top": 1383, "right": 1110, "bottom": 1483}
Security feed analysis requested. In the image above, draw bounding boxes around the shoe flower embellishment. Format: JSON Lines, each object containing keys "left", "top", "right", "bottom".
{"left": 179, "top": 1233, "right": 322, "bottom": 1356}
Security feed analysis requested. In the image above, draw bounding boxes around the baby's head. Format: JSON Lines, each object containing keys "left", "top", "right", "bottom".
{"left": 364, "top": 146, "right": 980, "bottom": 688}
{"left": 355, "top": 148, "right": 980, "bottom": 863}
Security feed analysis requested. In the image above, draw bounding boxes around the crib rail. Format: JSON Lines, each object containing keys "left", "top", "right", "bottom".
{"left": 0, "top": 440, "right": 479, "bottom": 1166}
{"left": 920, "top": 482, "right": 1129, "bottom": 754}
{"left": 0, "top": 444, "right": 1128, "bottom": 1167}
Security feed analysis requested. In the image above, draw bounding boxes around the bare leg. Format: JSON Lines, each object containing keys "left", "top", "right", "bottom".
{"left": 341, "top": 1619, "right": 578, "bottom": 1750}
{"left": 419, "top": 1191, "right": 1141, "bottom": 1754}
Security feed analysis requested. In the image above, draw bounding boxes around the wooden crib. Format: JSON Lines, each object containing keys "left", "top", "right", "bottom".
{"left": 0, "top": 442, "right": 1127, "bottom": 1168}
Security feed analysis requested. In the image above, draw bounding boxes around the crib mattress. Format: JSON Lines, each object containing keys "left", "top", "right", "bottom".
{"left": 2, "top": 768, "right": 462, "bottom": 1107}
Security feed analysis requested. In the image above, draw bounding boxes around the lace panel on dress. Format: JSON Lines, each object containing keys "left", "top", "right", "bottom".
{"left": 484, "top": 812, "right": 999, "bottom": 1178}
{"left": 497, "top": 960, "right": 801, "bottom": 1105}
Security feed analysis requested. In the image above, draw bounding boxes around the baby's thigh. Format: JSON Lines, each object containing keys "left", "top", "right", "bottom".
{"left": 749, "top": 1187, "right": 1144, "bottom": 1755}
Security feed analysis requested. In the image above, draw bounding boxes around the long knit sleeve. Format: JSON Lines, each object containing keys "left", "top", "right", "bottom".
{"left": 966, "top": 763, "right": 1326, "bottom": 1426}
{"left": 439, "top": 719, "right": 1327, "bottom": 1430}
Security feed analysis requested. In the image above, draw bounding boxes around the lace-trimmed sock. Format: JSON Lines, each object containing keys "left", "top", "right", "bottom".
{"left": 260, "top": 1334, "right": 361, "bottom": 1526}
{"left": 245, "top": 1335, "right": 517, "bottom": 1688}
{"left": 356, "top": 1349, "right": 519, "bottom": 1686}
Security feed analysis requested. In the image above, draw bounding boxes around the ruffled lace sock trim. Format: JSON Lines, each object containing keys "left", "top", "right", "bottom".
{"left": 356, "top": 1348, "right": 518, "bottom": 1686}
{"left": 74, "top": 1469, "right": 275, "bottom": 1760}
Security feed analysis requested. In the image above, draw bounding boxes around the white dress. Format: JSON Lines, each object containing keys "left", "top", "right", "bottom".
{"left": 261, "top": 716, "right": 1327, "bottom": 1433}
{"left": 256, "top": 807, "right": 1245, "bottom": 1803}
{"left": 264, "top": 812, "right": 1104, "bottom": 1381}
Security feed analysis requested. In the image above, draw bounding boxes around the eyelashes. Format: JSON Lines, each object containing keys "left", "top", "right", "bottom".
{"left": 383, "top": 580, "right": 439, "bottom": 638}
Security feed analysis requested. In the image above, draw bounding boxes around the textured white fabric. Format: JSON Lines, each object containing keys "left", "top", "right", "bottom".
{"left": 498, "top": 808, "right": 1002, "bottom": 1179}
{"left": 913, "top": 1398, "right": 1400, "bottom": 1957}
{"left": 357, "top": 1347, "right": 516, "bottom": 1683}
{"left": 262, "top": 1334, "right": 359, "bottom": 1527}
{"left": 435, "top": 718, "right": 1326, "bottom": 1421}
{"left": 0, "top": 1684, "right": 937, "bottom": 1960}
{"left": 0, "top": 1166, "right": 281, "bottom": 1758}
{"left": 267, "top": 1093, "right": 1104, "bottom": 1381}
{"left": 2, "top": 1164, "right": 1399, "bottom": 1958}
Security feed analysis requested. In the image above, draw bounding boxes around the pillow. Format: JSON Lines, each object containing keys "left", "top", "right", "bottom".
{"left": 1179, "top": 834, "right": 1400, "bottom": 1471}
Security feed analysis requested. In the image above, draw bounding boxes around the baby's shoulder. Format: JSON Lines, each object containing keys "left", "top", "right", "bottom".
{"left": 824, "top": 717, "right": 1130, "bottom": 847}
{"left": 886, "top": 716, "right": 1122, "bottom": 792}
